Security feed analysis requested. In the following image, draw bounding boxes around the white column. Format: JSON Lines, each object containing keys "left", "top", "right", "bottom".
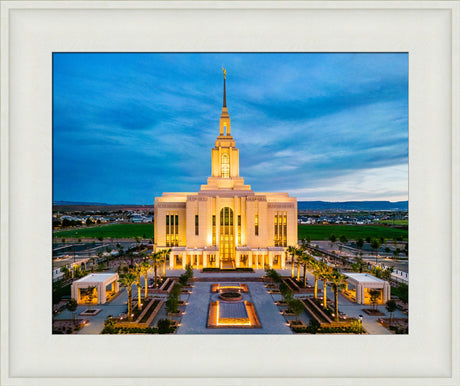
{"left": 268, "top": 251, "right": 273, "bottom": 269}
{"left": 203, "top": 252, "right": 207, "bottom": 268}
{"left": 281, "top": 251, "right": 286, "bottom": 269}
{"left": 182, "top": 252, "right": 186, "bottom": 269}
{"left": 97, "top": 284, "right": 104, "bottom": 304}
{"left": 170, "top": 254, "right": 174, "bottom": 269}
{"left": 235, "top": 251, "right": 240, "bottom": 268}
{"left": 248, "top": 251, "right": 253, "bottom": 268}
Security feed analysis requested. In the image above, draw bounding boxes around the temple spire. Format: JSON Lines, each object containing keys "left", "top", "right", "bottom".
{"left": 222, "top": 67, "right": 227, "bottom": 108}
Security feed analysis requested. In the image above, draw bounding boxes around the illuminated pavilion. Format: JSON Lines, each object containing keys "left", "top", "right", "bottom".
{"left": 154, "top": 69, "right": 297, "bottom": 270}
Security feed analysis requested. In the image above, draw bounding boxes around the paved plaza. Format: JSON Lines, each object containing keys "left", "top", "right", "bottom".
{"left": 54, "top": 266, "right": 407, "bottom": 335}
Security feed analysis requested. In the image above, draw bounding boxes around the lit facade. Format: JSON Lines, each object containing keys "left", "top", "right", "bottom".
{"left": 154, "top": 71, "right": 297, "bottom": 270}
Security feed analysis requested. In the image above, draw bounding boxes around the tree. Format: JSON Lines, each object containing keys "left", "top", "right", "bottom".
{"left": 96, "top": 250, "right": 104, "bottom": 269}
{"left": 66, "top": 298, "right": 78, "bottom": 312}
{"left": 287, "top": 246, "right": 297, "bottom": 278}
{"left": 369, "top": 289, "right": 381, "bottom": 310}
{"left": 318, "top": 261, "right": 330, "bottom": 309}
{"left": 356, "top": 238, "right": 364, "bottom": 249}
{"left": 385, "top": 300, "right": 397, "bottom": 324}
{"left": 118, "top": 272, "right": 137, "bottom": 320}
{"left": 339, "top": 235, "right": 347, "bottom": 243}
{"left": 328, "top": 270, "right": 348, "bottom": 321}
{"left": 295, "top": 247, "right": 303, "bottom": 282}
{"left": 309, "top": 259, "right": 323, "bottom": 300}
{"left": 149, "top": 252, "right": 162, "bottom": 287}
{"left": 159, "top": 248, "right": 171, "bottom": 279}
{"left": 134, "top": 264, "right": 143, "bottom": 309}
{"left": 382, "top": 266, "right": 394, "bottom": 282}
{"left": 371, "top": 239, "right": 380, "bottom": 264}
{"left": 329, "top": 234, "right": 336, "bottom": 243}
{"left": 140, "top": 260, "right": 151, "bottom": 299}
{"left": 365, "top": 236, "right": 371, "bottom": 243}
{"left": 67, "top": 298, "right": 78, "bottom": 321}
{"left": 86, "top": 218, "right": 92, "bottom": 226}
{"left": 288, "top": 299, "right": 304, "bottom": 321}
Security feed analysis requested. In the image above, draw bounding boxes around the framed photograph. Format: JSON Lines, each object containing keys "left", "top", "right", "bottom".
{"left": 1, "top": 1, "right": 458, "bottom": 385}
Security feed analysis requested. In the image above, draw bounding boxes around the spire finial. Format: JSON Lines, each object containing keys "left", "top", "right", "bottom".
{"left": 222, "top": 67, "right": 227, "bottom": 108}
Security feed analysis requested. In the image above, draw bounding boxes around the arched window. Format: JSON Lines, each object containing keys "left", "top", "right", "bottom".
{"left": 221, "top": 153, "right": 230, "bottom": 178}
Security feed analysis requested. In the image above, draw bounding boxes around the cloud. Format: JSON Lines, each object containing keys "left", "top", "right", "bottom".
{"left": 53, "top": 53, "right": 408, "bottom": 204}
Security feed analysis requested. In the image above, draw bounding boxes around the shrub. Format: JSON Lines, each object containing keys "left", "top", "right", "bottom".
{"left": 158, "top": 318, "right": 171, "bottom": 334}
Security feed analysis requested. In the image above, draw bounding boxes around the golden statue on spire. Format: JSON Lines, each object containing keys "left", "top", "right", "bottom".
{"left": 222, "top": 67, "right": 226, "bottom": 79}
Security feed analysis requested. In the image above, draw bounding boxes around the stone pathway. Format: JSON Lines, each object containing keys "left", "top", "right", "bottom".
{"left": 176, "top": 281, "right": 292, "bottom": 334}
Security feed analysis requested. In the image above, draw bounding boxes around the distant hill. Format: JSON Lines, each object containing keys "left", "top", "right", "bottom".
{"left": 54, "top": 200, "right": 408, "bottom": 212}
{"left": 53, "top": 200, "right": 110, "bottom": 206}
{"left": 297, "top": 201, "right": 408, "bottom": 211}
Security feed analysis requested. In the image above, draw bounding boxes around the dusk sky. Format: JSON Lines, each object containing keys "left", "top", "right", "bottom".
{"left": 53, "top": 53, "right": 408, "bottom": 205}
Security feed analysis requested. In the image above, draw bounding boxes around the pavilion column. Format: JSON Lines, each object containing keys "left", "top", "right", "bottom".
{"left": 170, "top": 254, "right": 174, "bottom": 269}
{"left": 196, "top": 254, "right": 199, "bottom": 269}
{"left": 268, "top": 251, "right": 273, "bottom": 269}
{"left": 216, "top": 252, "right": 221, "bottom": 269}
{"left": 203, "top": 252, "right": 207, "bottom": 268}
{"left": 357, "top": 284, "right": 364, "bottom": 304}
{"left": 281, "top": 251, "right": 286, "bottom": 270}
{"left": 248, "top": 251, "right": 253, "bottom": 268}
{"left": 235, "top": 252, "right": 240, "bottom": 268}
{"left": 98, "top": 284, "right": 106, "bottom": 304}
{"left": 182, "top": 252, "right": 186, "bottom": 269}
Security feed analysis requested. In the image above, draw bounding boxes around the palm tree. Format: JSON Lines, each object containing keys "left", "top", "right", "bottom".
{"left": 140, "top": 260, "right": 150, "bottom": 299}
{"left": 295, "top": 248, "right": 303, "bottom": 282}
{"left": 328, "top": 270, "right": 348, "bottom": 321}
{"left": 299, "top": 252, "right": 311, "bottom": 288}
{"left": 287, "top": 246, "right": 297, "bottom": 278}
{"left": 309, "top": 259, "right": 321, "bottom": 300}
{"left": 318, "top": 261, "right": 330, "bottom": 309}
{"left": 149, "top": 252, "right": 162, "bottom": 288}
{"left": 134, "top": 264, "right": 143, "bottom": 309}
{"left": 119, "top": 271, "right": 137, "bottom": 320}
{"left": 160, "top": 248, "right": 171, "bottom": 278}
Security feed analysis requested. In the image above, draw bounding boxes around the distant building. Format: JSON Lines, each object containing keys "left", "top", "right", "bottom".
{"left": 154, "top": 70, "right": 297, "bottom": 270}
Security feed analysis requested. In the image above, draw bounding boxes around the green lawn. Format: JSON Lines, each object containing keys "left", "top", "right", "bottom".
{"left": 298, "top": 224, "right": 408, "bottom": 241}
{"left": 54, "top": 223, "right": 154, "bottom": 239}
{"left": 376, "top": 220, "right": 408, "bottom": 226}
{"left": 54, "top": 223, "right": 408, "bottom": 241}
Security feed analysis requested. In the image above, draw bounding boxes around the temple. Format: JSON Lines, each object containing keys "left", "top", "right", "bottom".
{"left": 154, "top": 69, "right": 297, "bottom": 270}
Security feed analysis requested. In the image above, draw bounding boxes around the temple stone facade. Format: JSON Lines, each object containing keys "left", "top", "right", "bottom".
{"left": 154, "top": 70, "right": 297, "bottom": 270}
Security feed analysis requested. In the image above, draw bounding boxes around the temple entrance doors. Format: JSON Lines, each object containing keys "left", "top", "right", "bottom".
{"left": 219, "top": 207, "right": 235, "bottom": 267}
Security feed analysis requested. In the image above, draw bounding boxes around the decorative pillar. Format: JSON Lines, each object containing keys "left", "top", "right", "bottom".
{"left": 248, "top": 251, "right": 253, "bottom": 268}
{"left": 268, "top": 251, "right": 273, "bottom": 269}
{"left": 170, "top": 254, "right": 174, "bottom": 269}
{"left": 281, "top": 251, "right": 286, "bottom": 270}
{"left": 203, "top": 252, "right": 207, "bottom": 268}
{"left": 235, "top": 251, "right": 240, "bottom": 268}
{"left": 182, "top": 252, "right": 186, "bottom": 269}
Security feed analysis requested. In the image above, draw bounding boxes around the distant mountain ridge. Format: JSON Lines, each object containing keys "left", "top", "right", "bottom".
{"left": 53, "top": 200, "right": 110, "bottom": 206}
{"left": 297, "top": 201, "right": 408, "bottom": 211}
{"left": 54, "top": 200, "right": 408, "bottom": 211}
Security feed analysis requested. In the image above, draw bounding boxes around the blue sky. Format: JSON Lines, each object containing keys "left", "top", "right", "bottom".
{"left": 53, "top": 53, "right": 408, "bottom": 204}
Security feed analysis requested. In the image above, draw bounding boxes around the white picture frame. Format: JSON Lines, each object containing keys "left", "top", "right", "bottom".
{"left": 1, "top": 1, "right": 458, "bottom": 385}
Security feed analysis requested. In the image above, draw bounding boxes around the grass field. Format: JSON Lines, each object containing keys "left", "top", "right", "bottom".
{"left": 298, "top": 224, "right": 407, "bottom": 241}
{"left": 376, "top": 220, "right": 408, "bottom": 226}
{"left": 54, "top": 223, "right": 407, "bottom": 241}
